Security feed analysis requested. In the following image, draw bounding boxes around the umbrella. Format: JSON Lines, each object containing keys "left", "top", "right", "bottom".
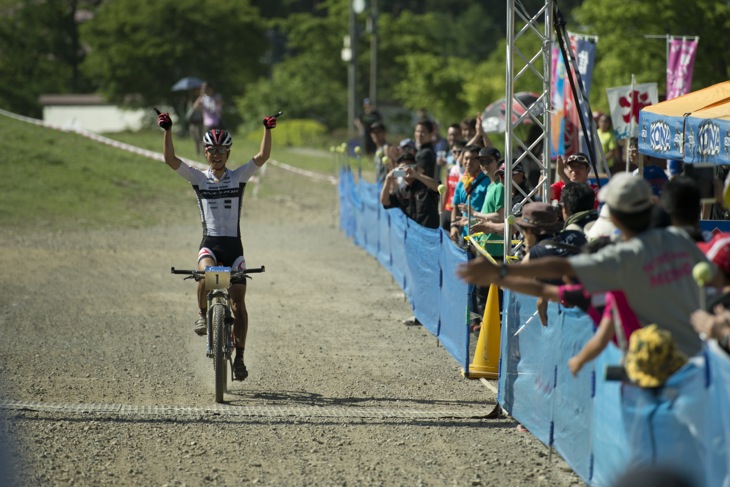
{"left": 482, "top": 92, "right": 545, "bottom": 133}
{"left": 171, "top": 76, "right": 204, "bottom": 92}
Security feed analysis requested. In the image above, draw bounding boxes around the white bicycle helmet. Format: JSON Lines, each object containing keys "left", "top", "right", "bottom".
{"left": 202, "top": 129, "right": 233, "bottom": 147}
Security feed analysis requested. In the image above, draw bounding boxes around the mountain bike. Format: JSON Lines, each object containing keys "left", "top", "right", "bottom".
{"left": 171, "top": 265, "right": 265, "bottom": 403}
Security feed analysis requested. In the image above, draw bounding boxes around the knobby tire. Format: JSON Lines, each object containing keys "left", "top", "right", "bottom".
{"left": 212, "top": 304, "right": 227, "bottom": 403}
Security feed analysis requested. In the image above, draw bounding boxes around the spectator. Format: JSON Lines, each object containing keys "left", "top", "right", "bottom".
{"left": 551, "top": 152, "right": 598, "bottom": 205}
{"left": 450, "top": 145, "right": 491, "bottom": 246}
{"left": 456, "top": 147, "right": 505, "bottom": 258}
{"left": 585, "top": 204, "right": 620, "bottom": 241}
{"left": 370, "top": 121, "right": 389, "bottom": 184}
{"left": 460, "top": 117, "right": 477, "bottom": 142}
{"left": 399, "top": 138, "right": 417, "bottom": 156}
{"left": 445, "top": 124, "right": 462, "bottom": 164}
{"left": 458, "top": 172, "right": 711, "bottom": 357}
{"left": 560, "top": 182, "right": 598, "bottom": 233}
{"left": 479, "top": 236, "right": 643, "bottom": 374}
{"left": 185, "top": 88, "right": 205, "bottom": 155}
{"left": 469, "top": 161, "right": 534, "bottom": 238}
{"left": 660, "top": 175, "right": 708, "bottom": 242}
{"left": 380, "top": 152, "right": 440, "bottom": 229}
{"left": 193, "top": 82, "right": 223, "bottom": 132}
{"left": 441, "top": 139, "right": 466, "bottom": 232}
{"left": 414, "top": 119, "right": 437, "bottom": 179}
{"left": 514, "top": 201, "right": 586, "bottom": 323}
{"left": 354, "top": 97, "right": 383, "bottom": 156}
{"left": 597, "top": 113, "right": 620, "bottom": 172}
{"left": 690, "top": 233, "right": 730, "bottom": 355}
{"left": 470, "top": 148, "right": 505, "bottom": 330}
{"left": 464, "top": 113, "right": 495, "bottom": 149}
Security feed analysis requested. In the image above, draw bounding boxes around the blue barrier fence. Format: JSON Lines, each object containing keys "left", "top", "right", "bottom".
{"left": 339, "top": 167, "right": 730, "bottom": 486}
{"left": 339, "top": 168, "right": 472, "bottom": 371}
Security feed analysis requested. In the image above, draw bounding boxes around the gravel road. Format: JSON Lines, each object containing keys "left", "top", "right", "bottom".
{"left": 0, "top": 160, "right": 584, "bottom": 486}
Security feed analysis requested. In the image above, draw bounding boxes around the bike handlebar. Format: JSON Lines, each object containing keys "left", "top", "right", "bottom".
{"left": 170, "top": 266, "right": 266, "bottom": 281}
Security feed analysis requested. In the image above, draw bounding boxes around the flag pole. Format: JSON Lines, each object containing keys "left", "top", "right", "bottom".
{"left": 626, "top": 74, "right": 635, "bottom": 173}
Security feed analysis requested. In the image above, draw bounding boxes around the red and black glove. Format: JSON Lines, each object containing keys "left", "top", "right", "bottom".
{"left": 263, "top": 116, "right": 277, "bottom": 129}
{"left": 158, "top": 112, "right": 172, "bottom": 131}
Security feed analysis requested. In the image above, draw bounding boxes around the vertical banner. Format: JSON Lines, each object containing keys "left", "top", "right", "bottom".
{"left": 550, "top": 44, "right": 566, "bottom": 157}
{"left": 552, "top": 35, "right": 598, "bottom": 158}
{"left": 606, "top": 82, "right": 658, "bottom": 140}
{"left": 667, "top": 37, "right": 699, "bottom": 100}
{"left": 571, "top": 35, "right": 597, "bottom": 97}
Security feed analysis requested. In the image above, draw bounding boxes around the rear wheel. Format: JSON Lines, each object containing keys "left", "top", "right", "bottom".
{"left": 212, "top": 304, "right": 227, "bottom": 403}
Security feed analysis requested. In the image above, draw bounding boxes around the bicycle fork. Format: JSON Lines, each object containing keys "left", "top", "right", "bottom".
{"left": 205, "top": 292, "right": 234, "bottom": 360}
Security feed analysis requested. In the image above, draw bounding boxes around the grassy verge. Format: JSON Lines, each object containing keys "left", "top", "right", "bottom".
{"left": 0, "top": 116, "right": 194, "bottom": 230}
{"left": 0, "top": 115, "right": 353, "bottom": 230}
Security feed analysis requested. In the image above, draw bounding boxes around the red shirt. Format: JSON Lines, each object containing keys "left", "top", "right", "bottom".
{"left": 551, "top": 181, "right": 599, "bottom": 209}
{"left": 444, "top": 165, "right": 461, "bottom": 212}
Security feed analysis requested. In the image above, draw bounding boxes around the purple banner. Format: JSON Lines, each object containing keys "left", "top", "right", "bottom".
{"left": 667, "top": 37, "right": 698, "bottom": 100}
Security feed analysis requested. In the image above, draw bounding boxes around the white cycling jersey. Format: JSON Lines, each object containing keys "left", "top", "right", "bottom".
{"left": 176, "top": 161, "right": 258, "bottom": 237}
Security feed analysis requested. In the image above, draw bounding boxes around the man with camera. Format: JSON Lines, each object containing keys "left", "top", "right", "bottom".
{"left": 380, "top": 151, "right": 440, "bottom": 229}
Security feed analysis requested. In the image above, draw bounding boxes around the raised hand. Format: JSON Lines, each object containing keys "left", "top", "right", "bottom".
{"left": 263, "top": 116, "right": 277, "bottom": 129}
{"left": 158, "top": 112, "right": 172, "bottom": 131}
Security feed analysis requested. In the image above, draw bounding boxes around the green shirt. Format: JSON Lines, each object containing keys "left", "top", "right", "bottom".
{"left": 478, "top": 180, "right": 505, "bottom": 257}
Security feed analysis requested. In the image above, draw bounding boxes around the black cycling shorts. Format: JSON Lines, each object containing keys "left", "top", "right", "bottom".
{"left": 198, "top": 236, "right": 245, "bottom": 270}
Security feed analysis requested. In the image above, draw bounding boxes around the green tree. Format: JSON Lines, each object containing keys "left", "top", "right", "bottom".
{"left": 236, "top": 0, "right": 348, "bottom": 131}
{"left": 80, "top": 0, "right": 267, "bottom": 121}
{"left": 0, "top": 0, "right": 99, "bottom": 116}
{"left": 573, "top": 0, "right": 730, "bottom": 111}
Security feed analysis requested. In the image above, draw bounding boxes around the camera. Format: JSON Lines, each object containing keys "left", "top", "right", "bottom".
{"left": 392, "top": 169, "right": 407, "bottom": 178}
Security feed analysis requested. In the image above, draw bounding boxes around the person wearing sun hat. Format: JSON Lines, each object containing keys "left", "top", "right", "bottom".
{"left": 623, "top": 324, "right": 687, "bottom": 388}
{"left": 458, "top": 172, "right": 713, "bottom": 357}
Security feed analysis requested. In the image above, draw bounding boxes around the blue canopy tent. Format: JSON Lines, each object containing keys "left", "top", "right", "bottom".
{"left": 638, "top": 81, "right": 730, "bottom": 165}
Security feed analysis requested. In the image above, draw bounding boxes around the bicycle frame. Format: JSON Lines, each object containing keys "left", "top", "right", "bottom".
{"left": 171, "top": 264, "right": 265, "bottom": 402}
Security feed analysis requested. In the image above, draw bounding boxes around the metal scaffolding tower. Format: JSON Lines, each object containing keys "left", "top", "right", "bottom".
{"left": 503, "top": 0, "right": 553, "bottom": 258}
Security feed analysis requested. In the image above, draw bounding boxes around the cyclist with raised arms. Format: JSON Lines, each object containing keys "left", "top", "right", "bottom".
{"left": 157, "top": 110, "right": 277, "bottom": 381}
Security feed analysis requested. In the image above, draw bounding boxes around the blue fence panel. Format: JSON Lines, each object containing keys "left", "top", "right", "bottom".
{"left": 590, "top": 346, "right": 628, "bottom": 487}
{"left": 352, "top": 181, "right": 368, "bottom": 250}
{"left": 706, "top": 344, "right": 730, "bottom": 487}
{"left": 377, "top": 205, "right": 391, "bottom": 271}
{"left": 357, "top": 180, "right": 380, "bottom": 257}
{"left": 404, "top": 223, "right": 441, "bottom": 336}
{"left": 339, "top": 168, "right": 356, "bottom": 239}
{"left": 552, "top": 307, "right": 596, "bottom": 482}
{"left": 388, "top": 209, "right": 409, "bottom": 294}
{"left": 438, "top": 238, "right": 470, "bottom": 371}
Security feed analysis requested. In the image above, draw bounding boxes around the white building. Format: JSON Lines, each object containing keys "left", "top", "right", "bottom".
{"left": 39, "top": 94, "right": 148, "bottom": 133}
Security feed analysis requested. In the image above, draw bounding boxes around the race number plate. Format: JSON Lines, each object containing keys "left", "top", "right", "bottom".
{"left": 204, "top": 266, "right": 230, "bottom": 290}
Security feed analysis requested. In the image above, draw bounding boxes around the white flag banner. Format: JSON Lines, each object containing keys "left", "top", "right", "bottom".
{"left": 606, "top": 83, "right": 659, "bottom": 140}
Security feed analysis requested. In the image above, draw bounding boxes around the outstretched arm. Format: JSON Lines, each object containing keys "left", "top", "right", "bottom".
{"left": 457, "top": 255, "right": 575, "bottom": 287}
{"left": 253, "top": 116, "right": 277, "bottom": 167}
{"left": 492, "top": 275, "right": 561, "bottom": 302}
{"left": 158, "top": 112, "right": 183, "bottom": 171}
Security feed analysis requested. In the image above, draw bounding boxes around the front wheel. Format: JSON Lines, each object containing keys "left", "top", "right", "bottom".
{"left": 212, "top": 304, "right": 227, "bottom": 403}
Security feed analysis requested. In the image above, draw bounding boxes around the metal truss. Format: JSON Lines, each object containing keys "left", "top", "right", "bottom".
{"left": 503, "top": 0, "right": 553, "bottom": 258}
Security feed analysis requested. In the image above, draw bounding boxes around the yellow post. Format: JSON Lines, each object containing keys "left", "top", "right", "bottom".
{"left": 462, "top": 283, "right": 501, "bottom": 380}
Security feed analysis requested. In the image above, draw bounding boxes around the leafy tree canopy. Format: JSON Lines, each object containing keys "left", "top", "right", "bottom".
{"left": 80, "top": 0, "right": 267, "bottom": 113}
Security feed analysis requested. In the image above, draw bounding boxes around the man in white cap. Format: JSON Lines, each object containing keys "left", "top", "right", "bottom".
{"left": 458, "top": 172, "right": 712, "bottom": 357}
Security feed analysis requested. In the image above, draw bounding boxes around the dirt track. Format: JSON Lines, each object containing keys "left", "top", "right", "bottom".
{"left": 0, "top": 160, "right": 583, "bottom": 486}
